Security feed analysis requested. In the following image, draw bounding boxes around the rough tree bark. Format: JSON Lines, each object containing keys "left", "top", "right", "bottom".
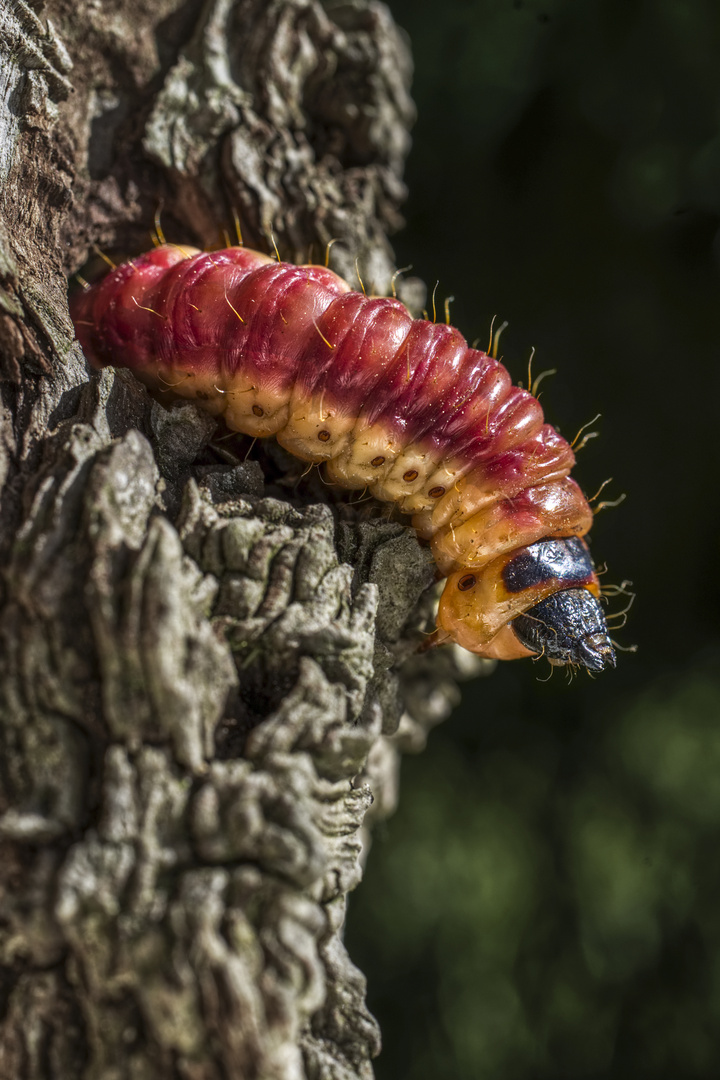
{"left": 0, "top": 2, "right": 487, "bottom": 1077}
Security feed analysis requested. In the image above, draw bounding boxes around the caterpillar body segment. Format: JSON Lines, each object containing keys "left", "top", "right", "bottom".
{"left": 71, "top": 244, "right": 615, "bottom": 671}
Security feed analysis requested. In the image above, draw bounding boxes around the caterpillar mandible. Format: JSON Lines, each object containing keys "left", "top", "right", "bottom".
{"left": 71, "top": 243, "right": 615, "bottom": 672}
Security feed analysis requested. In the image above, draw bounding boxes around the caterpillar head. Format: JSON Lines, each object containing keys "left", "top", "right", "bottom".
{"left": 437, "top": 536, "right": 615, "bottom": 672}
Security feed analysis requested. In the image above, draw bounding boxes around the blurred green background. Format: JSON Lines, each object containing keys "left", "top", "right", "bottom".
{"left": 345, "top": 1, "right": 720, "bottom": 1076}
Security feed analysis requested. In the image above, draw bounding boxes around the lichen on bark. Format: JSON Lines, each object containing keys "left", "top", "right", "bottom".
{"left": 0, "top": 2, "right": 488, "bottom": 1077}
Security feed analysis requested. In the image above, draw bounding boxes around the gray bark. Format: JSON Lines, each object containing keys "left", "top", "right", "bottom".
{"left": 0, "top": 2, "right": 487, "bottom": 1077}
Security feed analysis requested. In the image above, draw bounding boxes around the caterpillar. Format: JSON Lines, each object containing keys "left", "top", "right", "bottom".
{"left": 71, "top": 242, "right": 616, "bottom": 672}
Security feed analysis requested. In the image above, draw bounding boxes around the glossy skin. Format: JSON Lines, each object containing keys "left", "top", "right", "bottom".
{"left": 71, "top": 244, "right": 614, "bottom": 670}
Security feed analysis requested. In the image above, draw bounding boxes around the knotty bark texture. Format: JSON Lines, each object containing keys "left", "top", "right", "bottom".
{"left": 0, "top": 2, "right": 487, "bottom": 1077}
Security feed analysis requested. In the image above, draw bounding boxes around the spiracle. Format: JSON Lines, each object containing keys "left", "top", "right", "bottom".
{"left": 71, "top": 243, "right": 615, "bottom": 671}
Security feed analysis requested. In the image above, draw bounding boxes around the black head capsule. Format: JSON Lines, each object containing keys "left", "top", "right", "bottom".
{"left": 512, "top": 588, "right": 616, "bottom": 672}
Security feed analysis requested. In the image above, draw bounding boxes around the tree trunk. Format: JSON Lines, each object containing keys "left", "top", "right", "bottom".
{"left": 0, "top": 2, "right": 484, "bottom": 1076}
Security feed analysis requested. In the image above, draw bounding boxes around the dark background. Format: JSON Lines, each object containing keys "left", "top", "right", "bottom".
{"left": 346, "top": 1, "right": 720, "bottom": 1077}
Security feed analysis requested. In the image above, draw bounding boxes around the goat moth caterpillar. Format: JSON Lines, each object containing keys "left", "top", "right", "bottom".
{"left": 71, "top": 243, "right": 615, "bottom": 671}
